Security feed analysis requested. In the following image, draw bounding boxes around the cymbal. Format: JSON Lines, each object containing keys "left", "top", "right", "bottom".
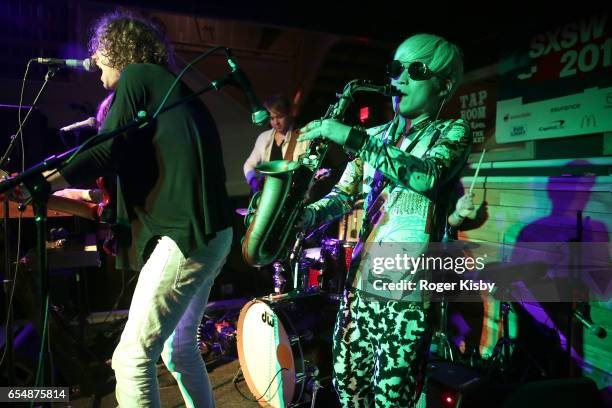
{"left": 235, "top": 208, "right": 248, "bottom": 216}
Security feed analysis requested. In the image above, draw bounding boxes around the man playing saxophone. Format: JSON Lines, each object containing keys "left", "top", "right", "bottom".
{"left": 297, "top": 33, "right": 472, "bottom": 407}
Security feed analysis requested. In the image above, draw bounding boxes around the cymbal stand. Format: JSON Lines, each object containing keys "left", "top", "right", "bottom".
{"left": 487, "top": 302, "right": 546, "bottom": 382}
{"left": 431, "top": 298, "right": 454, "bottom": 362}
{"left": 488, "top": 301, "right": 513, "bottom": 377}
{"left": 289, "top": 232, "right": 304, "bottom": 293}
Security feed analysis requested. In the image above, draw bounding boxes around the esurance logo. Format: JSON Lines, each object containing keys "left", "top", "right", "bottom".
{"left": 538, "top": 120, "right": 566, "bottom": 131}
{"left": 550, "top": 103, "right": 580, "bottom": 113}
{"left": 503, "top": 112, "right": 531, "bottom": 122}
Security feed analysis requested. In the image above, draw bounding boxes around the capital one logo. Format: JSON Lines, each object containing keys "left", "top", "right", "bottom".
{"left": 581, "top": 114, "right": 596, "bottom": 128}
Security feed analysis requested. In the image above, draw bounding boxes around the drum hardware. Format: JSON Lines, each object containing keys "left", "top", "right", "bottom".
{"left": 431, "top": 299, "right": 455, "bottom": 362}
{"left": 289, "top": 236, "right": 355, "bottom": 297}
{"left": 272, "top": 261, "right": 288, "bottom": 294}
{"left": 486, "top": 301, "right": 547, "bottom": 382}
{"left": 294, "top": 372, "right": 307, "bottom": 385}
{"left": 488, "top": 302, "right": 512, "bottom": 374}
{"left": 295, "top": 256, "right": 323, "bottom": 294}
{"left": 487, "top": 301, "right": 521, "bottom": 380}
{"left": 196, "top": 310, "right": 240, "bottom": 369}
{"left": 304, "top": 362, "right": 320, "bottom": 379}
{"left": 289, "top": 330, "right": 314, "bottom": 345}
{"left": 309, "top": 378, "right": 326, "bottom": 408}
{"left": 289, "top": 232, "right": 306, "bottom": 292}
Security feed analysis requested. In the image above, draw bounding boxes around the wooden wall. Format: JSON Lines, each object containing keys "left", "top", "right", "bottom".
{"left": 454, "top": 167, "right": 612, "bottom": 388}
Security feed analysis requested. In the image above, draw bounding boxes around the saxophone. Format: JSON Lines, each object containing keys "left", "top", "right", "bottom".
{"left": 242, "top": 79, "right": 400, "bottom": 267}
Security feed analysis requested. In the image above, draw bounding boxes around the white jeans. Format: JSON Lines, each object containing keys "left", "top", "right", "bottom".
{"left": 112, "top": 229, "right": 232, "bottom": 408}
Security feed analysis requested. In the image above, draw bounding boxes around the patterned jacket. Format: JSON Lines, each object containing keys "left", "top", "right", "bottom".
{"left": 306, "top": 116, "right": 472, "bottom": 296}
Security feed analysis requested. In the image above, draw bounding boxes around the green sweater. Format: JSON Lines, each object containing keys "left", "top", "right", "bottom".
{"left": 61, "top": 63, "right": 233, "bottom": 270}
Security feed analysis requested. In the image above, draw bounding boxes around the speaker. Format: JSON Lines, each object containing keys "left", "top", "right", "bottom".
{"left": 424, "top": 361, "right": 508, "bottom": 408}
{"left": 502, "top": 377, "right": 602, "bottom": 408}
{"left": 0, "top": 322, "right": 38, "bottom": 385}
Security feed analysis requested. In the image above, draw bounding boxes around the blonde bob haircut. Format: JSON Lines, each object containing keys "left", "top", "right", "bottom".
{"left": 396, "top": 33, "right": 464, "bottom": 97}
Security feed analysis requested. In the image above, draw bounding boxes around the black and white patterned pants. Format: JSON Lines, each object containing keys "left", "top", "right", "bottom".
{"left": 332, "top": 289, "right": 432, "bottom": 408}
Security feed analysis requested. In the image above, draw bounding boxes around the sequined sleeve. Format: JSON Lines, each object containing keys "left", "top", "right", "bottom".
{"left": 306, "top": 157, "right": 363, "bottom": 226}
{"left": 356, "top": 119, "right": 471, "bottom": 198}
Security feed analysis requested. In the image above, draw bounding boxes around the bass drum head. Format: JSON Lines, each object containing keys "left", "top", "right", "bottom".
{"left": 237, "top": 294, "right": 338, "bottom": 408}
{"left": 237, "top": 298, "right": 296, "bottom": 408}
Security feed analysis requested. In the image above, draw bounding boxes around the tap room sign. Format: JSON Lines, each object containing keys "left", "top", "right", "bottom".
{"left": 441, "top": 70, "right": 500, "bottom": 152}
{"left": 495, "top": 13, "right": 611, "bottom": 143}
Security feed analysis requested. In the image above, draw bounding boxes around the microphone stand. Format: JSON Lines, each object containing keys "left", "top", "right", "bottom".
{"left": 1, "top": 189, "right": 14, "bottom": 385}
{"left": 0, "top": 143, "right": 17, "bottom": 386}
{"left": 567, "top": 210, "right": 583, "bottom": 377}
{"left": 0, "top": 65, "right": 58, "bottom": 386}
{"left": 0, "top": 70, "right": 237, "bottom": 387}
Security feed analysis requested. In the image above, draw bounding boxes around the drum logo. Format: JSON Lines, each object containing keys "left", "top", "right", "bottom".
{"left": 262, "top": 311, "right": 275, "bottom": 327}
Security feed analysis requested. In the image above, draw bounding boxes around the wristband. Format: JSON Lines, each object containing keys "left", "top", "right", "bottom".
{"left": 344, "top": 127, "right": 368, "bottom": 155}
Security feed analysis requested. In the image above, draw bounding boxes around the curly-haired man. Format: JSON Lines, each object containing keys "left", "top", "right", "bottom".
{"left": 44, "top": 10, "right": 233, "bottom": 407}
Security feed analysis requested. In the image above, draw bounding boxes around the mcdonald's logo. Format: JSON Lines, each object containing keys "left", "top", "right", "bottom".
{"left": 581, "top": 114, "right": 596, "bottom": 128}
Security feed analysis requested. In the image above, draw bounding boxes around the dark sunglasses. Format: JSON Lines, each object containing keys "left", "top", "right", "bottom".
{"left": 386, "top": 60, "right": 443, "bottom": 81}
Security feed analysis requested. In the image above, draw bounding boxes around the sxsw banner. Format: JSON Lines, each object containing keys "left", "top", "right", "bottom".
{"left": 495, "top": 13, "right": 611, "bottom": 143}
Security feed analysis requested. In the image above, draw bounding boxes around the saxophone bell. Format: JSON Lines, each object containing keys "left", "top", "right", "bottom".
{"left": 241, "top": 79, "right": 395, "bottom": 267}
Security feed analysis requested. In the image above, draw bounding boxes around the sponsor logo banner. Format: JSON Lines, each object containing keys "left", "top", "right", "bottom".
{"left": 496, "top": 87, "right": 612, "bottom": 142}
{"left": 496, "top": 13, "right": 610, "bottom": 143}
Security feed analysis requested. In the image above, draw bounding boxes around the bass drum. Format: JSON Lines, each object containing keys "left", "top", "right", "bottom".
{"left": 237, "top": 293, "right": 339, "bottom": 408}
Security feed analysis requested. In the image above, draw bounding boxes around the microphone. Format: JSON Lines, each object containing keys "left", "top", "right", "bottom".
{"left": 35, "top": 57, "right": 97, "bottom": 72}
{"left": 60, "top": 117, "right": 97, "bottom": 132}
{"left": 574, "top": 308, "right": 607, "bottom": 339}
{"left": 224, "top": 49, "right": 270, "bottom": 126}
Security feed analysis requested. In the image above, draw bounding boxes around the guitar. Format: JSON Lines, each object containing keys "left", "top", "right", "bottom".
{"left": 0, "top": 169, "right": 99, "bottom": 220}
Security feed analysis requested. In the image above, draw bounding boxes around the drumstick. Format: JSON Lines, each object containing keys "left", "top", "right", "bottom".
{"left": 469, "top": 149, "right": 486, "bottom": 194}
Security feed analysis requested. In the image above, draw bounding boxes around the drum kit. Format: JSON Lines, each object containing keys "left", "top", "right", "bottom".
{"left": 233, "top": 204, "right": 363, "bottom": 408}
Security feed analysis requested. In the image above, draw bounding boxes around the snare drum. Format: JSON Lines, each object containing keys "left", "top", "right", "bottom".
{"left": 237, "top": 293, "right": 338, "bottom": 407}
{"left": 297, "top": 254, "right": 324, "bottom": 293}
{"left": 320, "top": 238, "right": 355, "bottom": 295}
{"left": 298, "top": 239, "right": 355, "bottom": 295}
